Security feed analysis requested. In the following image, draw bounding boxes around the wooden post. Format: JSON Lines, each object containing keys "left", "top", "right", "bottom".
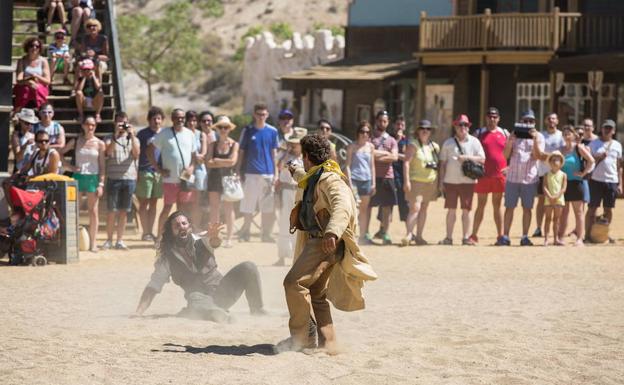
{"left": 415, "top": 64, "right": 426, "bottom": 123}
{"left": 483, "top": 8, "right": 492, "bottom": 51}
{"left": 552, "top": 6, "right": 560, "bottom": 51}
{"left": 419, "top": 11, "right": 427, "bottom": 51}
{"left": 549, "top": 70, "right": 557, "bottom": 114}
{"left": 480, "top": 62, "right": 490, "bottom": 126}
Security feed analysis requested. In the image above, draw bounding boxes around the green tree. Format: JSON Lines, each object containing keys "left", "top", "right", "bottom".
{"left": 117, "top": 2, "right": 204, "bottom": 106}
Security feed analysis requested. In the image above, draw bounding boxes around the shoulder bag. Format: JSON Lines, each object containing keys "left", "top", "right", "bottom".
{"left": 454, "top": 137, "right": 485, "bottom": 180}
{"left": 171, "top": 127, "right": 192, "bottom": 191}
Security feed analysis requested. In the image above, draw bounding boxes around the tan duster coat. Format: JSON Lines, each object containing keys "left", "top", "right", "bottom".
{"left": 292, "top": 167, "right": 378, "bottom": 311}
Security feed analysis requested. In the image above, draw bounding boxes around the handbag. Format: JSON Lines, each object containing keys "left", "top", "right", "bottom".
{"left": 221, "top": 174, "right": 244, "bottom": 202}
{"left": 454, "top": 137, "right": 485, "bottom": 180}
{"left": 171, "top": 127, "right": 191, "bottom": 191}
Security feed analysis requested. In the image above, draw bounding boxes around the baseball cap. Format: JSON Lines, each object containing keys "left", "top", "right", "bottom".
{"left": 417, "top": 119, "right": 432, "bottom": 129}
{"left": 278, "top": 109, "right": 294, "bottom": 119}
{"left": 521, "top": 109, "right": 536, "bottom": 120}
{"left": 487, "top": 107, "right": 500, "bottom": 116}
{"left": 80, "top": 59, "right": 94, "bottom": 70}
{"left": 453, "top": 114, "right": 472, "bottom": 127}
{"left": 601, "top": 119, "right": 616, "bottom": 128}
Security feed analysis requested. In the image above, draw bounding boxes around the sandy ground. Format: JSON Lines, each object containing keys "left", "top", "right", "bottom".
{"left": 1, "top": 200, "right": 623, "bottom": 385}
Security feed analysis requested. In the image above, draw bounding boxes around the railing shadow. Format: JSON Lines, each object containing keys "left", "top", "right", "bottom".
{"left": 154, "top": 343, "right": 277, "bottom": 356}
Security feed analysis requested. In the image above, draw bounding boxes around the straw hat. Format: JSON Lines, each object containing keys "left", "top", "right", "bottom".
{"left": 547, "top": 150, "right": 564, "bottom": 164}
{"left": 590, "top": 216, "right": 610, "bottom": 243}
{"left": 286, "top": 127, "right": 308, "bottom": 144}
{"left": 15, "top": 108, "right": 39, "bottom": 124}
{"left": 210, "top": 115, "right": 236, "bottom": 130}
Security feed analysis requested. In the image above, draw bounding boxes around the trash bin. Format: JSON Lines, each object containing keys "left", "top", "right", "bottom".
{"left": 29, "top": 175, "right": 79, "bottom": 264}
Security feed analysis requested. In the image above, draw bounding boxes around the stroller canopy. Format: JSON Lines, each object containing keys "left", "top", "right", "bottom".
{"left": 9, "top": 187, "right": 45, "bottom": 216}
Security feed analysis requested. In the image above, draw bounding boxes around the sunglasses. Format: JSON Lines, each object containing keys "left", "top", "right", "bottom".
{"left": 217, "top": 126, "right": 229, "bottom": 131}
{"left": 29, "top": 44, "right": 41, "bottom": 49}
{"left": 87, "top": 25, "right": 98, "bottom": 29}
{"left": 418, "top": 127, "right": 432, "bottom": 131}
{"left": 173, "top": 116, "right": 185, "bottom": 120}
{"left": 36, "top": 139, "right": 49, "bottom": 144}
{"left": 201, "top": 119, "right": 213, "bottom": 123}
{"left": 55, "top": 34, "right": 65, "bottom": 39}
{"left": 458, "top": 123, "right": 470, "bottom": 127}
{"left": 21, "top": 121, "right": 33, "bottom": 125}
{"left": 358, "top": 130, "right": 370, "bottom": 134}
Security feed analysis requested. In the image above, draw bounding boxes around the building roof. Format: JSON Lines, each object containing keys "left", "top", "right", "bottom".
{"left": 280, "top": 55, "right": 420, "bottom": 90}
{"left": 550, "top": 53, "right": 624, "bottom": 73}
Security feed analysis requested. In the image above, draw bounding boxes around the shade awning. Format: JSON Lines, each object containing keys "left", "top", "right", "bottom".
{"left": 280, "top": 56, "right": 420, "bottom": 90}
{"left": 550, "top": 53, "right": 624, "bottom": 73}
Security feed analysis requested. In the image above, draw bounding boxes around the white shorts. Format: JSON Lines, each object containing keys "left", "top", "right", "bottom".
{"left": 240, "top": 174, "right": 275, "bottom": 214}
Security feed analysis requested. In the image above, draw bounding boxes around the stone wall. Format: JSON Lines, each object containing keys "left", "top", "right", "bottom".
{"left": 242, "top": 30, "right": 345, "bottom": 121}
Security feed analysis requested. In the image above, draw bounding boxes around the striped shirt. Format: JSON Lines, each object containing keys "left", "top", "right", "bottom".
{"left": 506, "top": 133, "right": 544, "bottom": 185}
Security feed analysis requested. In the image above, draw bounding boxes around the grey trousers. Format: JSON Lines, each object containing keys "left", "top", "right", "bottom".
{"left": 181, "top": 261, "right": 264, "bottom": 322}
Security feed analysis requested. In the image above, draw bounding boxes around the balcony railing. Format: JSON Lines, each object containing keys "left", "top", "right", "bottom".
{"left": 419, "top": 8, "right": 624, "bottom": 53}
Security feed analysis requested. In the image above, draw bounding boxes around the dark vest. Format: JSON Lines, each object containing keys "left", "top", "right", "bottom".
{"left": 165, "top": 238, "right": 223, "bottom": 297}
{"left": 299, "top": 168, "right": 323, "bottom": 235}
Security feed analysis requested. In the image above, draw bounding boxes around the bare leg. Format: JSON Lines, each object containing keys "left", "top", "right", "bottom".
{"left": 208, "top": 192, "right": 221, "bottom": 224}
{"left": 471, "top": 193, "right": 487, "bottom": 237}
{"left": 93, "top": 91, "right": 104, "bottom": 116}
{"left": 71, "top": 7, "right": 84, "bottom": 39}
{"left": 553, "top": 207, "right": 563, "bottom": 245}
{"left": 404, "top": 199, "right": 421, "bottom": 237}
{"left": 105, "top": 211, "right": 115, "bottom": 242}
{"left": 138, "top": 198, "right": 150, "bottom": 236}
{"left": 75, "top": 90, "right": 84, "bottom": 119}
{"left": 558, "top": 202, "right": 571, "bottom": 240}
{"left": 56, "top": 1, "right": 67, "bottom": 25}
{"left": 146, "top": 197, "right": 158, "bottom": 236}
{"left": 415, "top": 202, "right": 429, "bottom": 240}
{"left": 46, "top": 1, "right": 55, "bottom": 27}
{"left": 445, "top": 209, "right": 456, "bottom": 240}
{"left": 223, "top": 202, "right": 234, "bottom": 242}
{"left": 380, "top": 206, "right": 392, "bottom": 233}
{"left": 572, "top": 201, "right": 585, "bottom": 246}
{"left": 492, "top": 192, "right": 503, "bottom": 238}
{"left": 522, "top": 208, "right": 532, "bottom": 238}
{"left": 157, "top": 203, "right": 174, "bottom": 238}
{"left": 87, "top": 192, "right": 99, "bottom": 251}
{"left": 461, "top": 208, "right": 471, "bottom": 240}
{"left": 358, "top": 195, "right": 371, "bottom": 238}
{"left": 116, "top": 211, "right": 128, "bottom": 242}
{"left": 503, "top": 207, "right": 514, "bottom": 236}
{"left": 535, "top": 195, "right": 545, "bottom": 233}
{"left": 543, "top": 206, "right": 553, "bottom": 245}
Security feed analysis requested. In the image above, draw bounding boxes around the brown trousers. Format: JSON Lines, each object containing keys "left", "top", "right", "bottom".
{"left": 283, "top": 238, "right": 336, "bottom": 345}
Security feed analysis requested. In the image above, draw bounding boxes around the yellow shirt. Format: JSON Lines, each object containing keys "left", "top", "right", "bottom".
{"left": 545, "top": 170, "right": 565, "bottom": 206}
{"left": 409, "top": 141, "right": 440, "bottom": 183}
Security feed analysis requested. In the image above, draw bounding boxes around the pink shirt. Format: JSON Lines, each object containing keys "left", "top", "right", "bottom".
{"left": 476, "top": 127, "right": 508, "bottom": 178}
{"left": 506, "top": 133, "right": 544, "bottom": 184}
{"left": 371, "top": 131, "right": 398, "bottom": 179}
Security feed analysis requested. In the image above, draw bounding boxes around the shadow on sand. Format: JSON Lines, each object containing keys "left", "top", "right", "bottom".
{"left": 155, "top": 343, "right": 277, "bottom": 356}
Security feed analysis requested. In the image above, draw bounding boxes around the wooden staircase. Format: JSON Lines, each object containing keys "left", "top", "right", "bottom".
{"left": 9, "top": 0, "right": 125, "bottom": 138}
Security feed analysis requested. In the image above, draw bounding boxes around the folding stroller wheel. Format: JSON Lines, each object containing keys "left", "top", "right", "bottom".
{"left": 31, "top": 255, "right": 47, "bottom": 266}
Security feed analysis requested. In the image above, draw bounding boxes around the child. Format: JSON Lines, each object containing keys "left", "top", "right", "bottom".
{"left": 543, "top": 151, "right": 567, "bottom": 246}
{"left": 275, "top": 127, "right": 306, "bottom": 266}
{"left": 74, "top": 59, "right": 103, "bottom": 123}
{"left": 48, "top": 29, "right": 71, "bottom": 85}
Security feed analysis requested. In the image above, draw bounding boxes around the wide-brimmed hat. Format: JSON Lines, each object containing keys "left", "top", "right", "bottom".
{"left": 286, "top": 127, "right": 308, "bottom": 144}
{"left": 453, "top": 114, "right": 472, "bottom": 127}
{"left": 80, "top": 59, "right": 94, "bottom": 70}
{"left": 16, "top": 108, "right": 39, "bottom": 124}
{"left": 210, "top": 115, "right": 236, "bottom": 130}
{"left": 547, "top": 150, "right": 564, "bottom": 163}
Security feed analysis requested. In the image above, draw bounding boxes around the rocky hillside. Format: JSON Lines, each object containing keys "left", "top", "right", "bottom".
{"left": 115, "top": 0, "right": 348, "bottom": 121}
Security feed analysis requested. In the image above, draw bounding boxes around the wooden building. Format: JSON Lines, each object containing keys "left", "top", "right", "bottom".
{"left": 281, "top": 0, "right": 624, "bottom": 140}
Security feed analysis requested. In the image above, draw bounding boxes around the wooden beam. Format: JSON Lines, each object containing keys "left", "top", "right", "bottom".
{"left": 549, "top": 70, "right": 556, "bottom": 113}
{"left": 415, "top": 68, "right": 426, "bottom": 122}
{"left": 415, "top": 51, "right": 554, "bottom": 66}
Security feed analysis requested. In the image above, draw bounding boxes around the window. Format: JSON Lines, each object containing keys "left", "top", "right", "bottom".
{"left": 516, "top": 82, "right": 550, "bottom": 123}
{"left": 557, "top": 83, "right": 616, "bottom": 126}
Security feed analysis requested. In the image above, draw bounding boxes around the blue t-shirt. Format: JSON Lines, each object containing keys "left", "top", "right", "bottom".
{"left": 239, "top": 124, "right": 278, "bottom": 175}
{"left": 137, "top": 127, "right": 160, "bottom": 172}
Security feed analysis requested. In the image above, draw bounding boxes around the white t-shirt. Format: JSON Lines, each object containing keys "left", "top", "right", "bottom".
{"left": 589, "top": 139, "right": 622, "bottom": 183}
{"left": 152, "top": 126, "right": 197, "bottom": 184}
{"left": 439, "top": 135, "right": 485, "bottom": 184}
{"left": 538, "top": 129, "right": 565, "bottom": 176}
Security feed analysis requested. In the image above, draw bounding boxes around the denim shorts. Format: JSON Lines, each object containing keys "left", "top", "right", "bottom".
{"left": 106, "top": 179, "right": 136, "bottom": 212}
{"left": 351, "top": 179, "right": 372, "bottom": 196}
{"left": 589, "top": 180, "right": 618, "bottom": 208}
{"left": 504, "top": 181, "right": 538, "bottom": 209}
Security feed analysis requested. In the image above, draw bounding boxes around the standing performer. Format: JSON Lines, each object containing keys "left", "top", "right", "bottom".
{"left": 278, "top": 133, "right": 377, "bottom": 354}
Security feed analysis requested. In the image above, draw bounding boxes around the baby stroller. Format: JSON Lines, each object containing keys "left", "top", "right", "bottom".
{"left": 5, "top": 182, "right": 61, "bottom": 266}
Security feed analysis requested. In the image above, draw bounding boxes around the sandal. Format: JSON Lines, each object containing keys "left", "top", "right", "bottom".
{"left": 438, "top": 237, "right": 453, "bottom": 245}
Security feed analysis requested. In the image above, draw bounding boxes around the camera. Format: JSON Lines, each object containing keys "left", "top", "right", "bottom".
{"left": 119, "top": 122, "right": 129, "bottom": 130}
{"left": 425, "top": 162, "right": 438, "bottom": 170}
{"left": 513, "top": 122, "right": 535, "bottom": 139}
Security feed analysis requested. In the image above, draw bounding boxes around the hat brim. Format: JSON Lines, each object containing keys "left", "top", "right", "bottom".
{"left": 17, "top": 115, "right": 39, "bottom": 124}
{"left": 210, "top": 122, "right": 236, "bottom": 130}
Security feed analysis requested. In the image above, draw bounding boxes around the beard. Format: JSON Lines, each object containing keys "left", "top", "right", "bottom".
{"left": 175, "top": 231, "right": 193, "bottom": 248}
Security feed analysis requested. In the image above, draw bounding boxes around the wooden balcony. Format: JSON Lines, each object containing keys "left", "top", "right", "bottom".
{"left": 419, "top": 8, "right": 624, "bottom": 54}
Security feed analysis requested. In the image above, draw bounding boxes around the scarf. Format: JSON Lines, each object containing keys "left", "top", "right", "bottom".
{"left": 297, "top": 159, "right": 345, "bottom": 189}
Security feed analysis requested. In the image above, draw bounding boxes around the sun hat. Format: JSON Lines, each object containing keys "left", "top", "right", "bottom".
{"left": 80, "top": 59, "right": 94, "bottom": 70}
{"left": 15, "top": 108, "right": 40, "bottom": 124}
{"left": 547, "top": 150, "right": 564, "bottom": 164}
{"left": 453, "top": 114, "right": 472, "bottom": 127}
{"left": 286, "top": 127, "right": 308, "bottom": 144}
{"left": 210, "top": 115, "right": 236, "bottom": 130}
{"left": 278, "top": 109, "right": 294, "bottom": 119}
{"left": 417, "top": 119, "right": 432, "bottom": 129}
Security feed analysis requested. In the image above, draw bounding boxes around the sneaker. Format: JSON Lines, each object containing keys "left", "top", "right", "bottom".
{"left": 520, "top": 236, "right": 534, "bottom": 246}
{"left": 468, "top": 234, "right": 479, "bottom": 244}
{"left": 373, "top": 230, "right": 385, "bottom": 240}
{"left": 101, "top": 240, "right": 113, "bottom": 250}
{"left": 400, "top": 235, "right": 412, "bottom": 247}
{"left": 532, "top": 228, "right": 543, "bottom": 238}
{"left": 495, "top": 235, "right": 511, "bottom": 246}
{"left": 141, "top": 233, "right": 155, "bottom": 242}
{"left": 115, "top": 241, "right": 129, "bottom": 250}
{"left": 462, "top": 238, "right": 476, "bottom": 246}
{"left": 438, "top": 237, "right": 453, "bottom": 245}
{"left": 382, "top": 233, "right": 392, "bottom": 245}
{"left": 359, "top": 233, "right": 374, "bottom": 245}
